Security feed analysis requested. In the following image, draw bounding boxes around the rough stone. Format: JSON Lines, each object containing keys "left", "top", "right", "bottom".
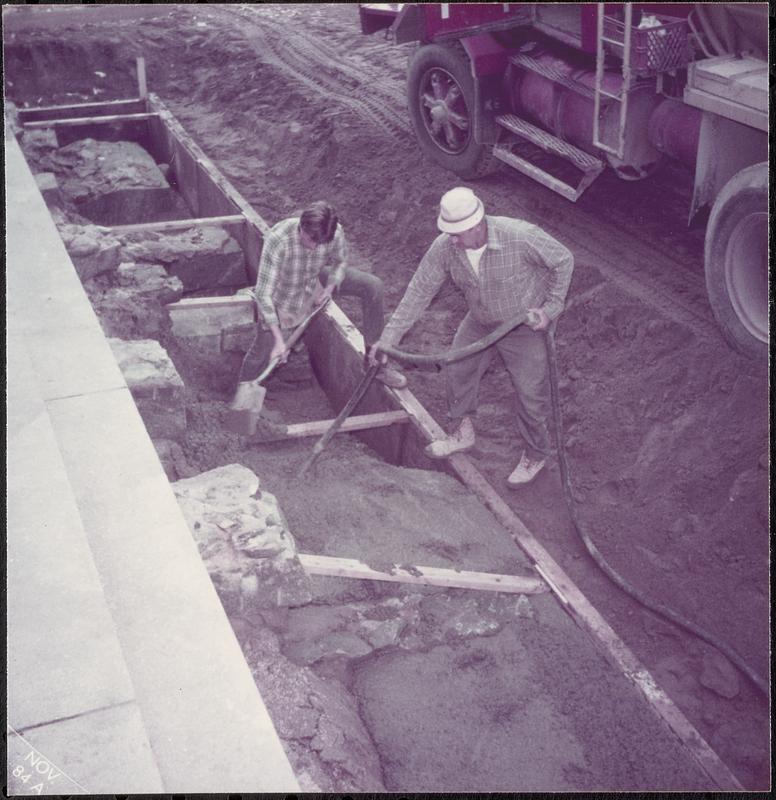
{"left": 284, "top": 605, "right": 360, "bottom": 644}
{"left": 242, "top": 627, "right": 385, "bottom": 792}
{"left": 58, "top": 223, "right": 122, "bottom": 280}
{"left": 46, "top": 138, "right": 191, "bottom": 225}
{"left": 116, "top": 261, "right": 184, "bottom": 303}
{"left": 34, "top": 171, "right": 63, "bottom": 206}
{"left": 699, "top": 651, "right": 740, "bottom": 699}
{"left": 119, "top": 226, "right": 247, "bottom": 291}
{"left": 512, "top": 594, "right": 535, "bottom": 619}
{"left": 153, "top": 438, "right": 196, "bottom": 482}
{"left": 88, "top": 285, "right": 163, "bottom": 340}
{"left": 107, "top": 338, "right": 186, "bottom": 439}
{"left": 285, "top": 631, "right": 372, "bottom": 666}
{"left": 318, "top": 632, "right": 373, "bottom": 659}
{"left": 360, "top": 617, "right": 405, "bottom": 649}
{"left": 444, "top": 602, "right": 503, "bottom": 639}
{"left": 19, "top": 128, "right": 59, "bottom": 167}
{"left": 172, "top": 464, "right": 312, "bottom": 610}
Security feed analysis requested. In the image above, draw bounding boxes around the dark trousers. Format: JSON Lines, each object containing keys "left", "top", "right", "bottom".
{"left": 238, "top": 267, "right": 385, "bottom": 382}
{"left": 446, "top": 313, "right": 552, "bottom": 459}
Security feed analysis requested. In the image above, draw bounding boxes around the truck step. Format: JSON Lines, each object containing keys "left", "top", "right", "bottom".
{"left": 496, "top": 114, "right": 604, "bottom": 172}
{"left": 509, "top": 54, "right": 595, "bottom": 99}
{"left": 492, "top": 144, "right": 602, "bottom": 202}
{"left": 493, "top": 115, "right": 604, "bottom": 202}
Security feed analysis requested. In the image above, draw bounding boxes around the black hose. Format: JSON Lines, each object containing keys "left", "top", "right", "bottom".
{"left": 380, "top": 320, "right": 769, "bottom": 697}
{"left": 545, "top": 330, "right": 768, "bottom": 698}
{"left": 376, "top": 312, "right": 528, "bottom": 366}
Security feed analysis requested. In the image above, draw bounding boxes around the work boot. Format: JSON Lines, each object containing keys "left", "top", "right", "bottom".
{"left": 375, "top": 365, "right": 407, "bottom": 389}
{"left": 425, "top": 416, "right": 475, "bottom": 459}
{"left": 507, "top": 452, "right": 546, "bottom": 486}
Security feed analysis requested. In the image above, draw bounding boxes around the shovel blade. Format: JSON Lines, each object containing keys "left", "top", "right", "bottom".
{"left": 224, "top": 382, "right": 267, "bottom": 435}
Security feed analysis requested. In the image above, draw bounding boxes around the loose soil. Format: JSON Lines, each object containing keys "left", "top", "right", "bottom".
{"left": 4, "top": 3, "right": 769, "bottom": 791}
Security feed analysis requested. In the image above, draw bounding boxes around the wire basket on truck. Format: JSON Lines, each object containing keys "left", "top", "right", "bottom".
{"left": 603, "top": 13, "right": 692, "bottom": 74}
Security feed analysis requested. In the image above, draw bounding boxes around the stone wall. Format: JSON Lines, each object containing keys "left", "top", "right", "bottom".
{"left": 29, "top": 136, "right": 192, "bottom": 225}
{"left": 108, "top": 338, "right": 187, "bottom": 440}
{"left": 118, "top": 227, "right": 248, "bottom": 291}
{"left": 172, "top": 464, "right": 312, "bottom": 611}
{"left": 170, "top": 464, "right": 387, "bottom": 792}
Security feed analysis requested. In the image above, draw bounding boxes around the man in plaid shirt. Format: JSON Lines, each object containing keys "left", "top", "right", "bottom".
{"left": 371, "top": 187, "right": 573, "bottom": 485}
{"left": 232, "top": 201, "right": 406, "bottom": 412}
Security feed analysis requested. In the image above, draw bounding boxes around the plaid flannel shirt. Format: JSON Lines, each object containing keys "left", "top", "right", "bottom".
{"left": 380, "top": 216, "right": 574, "bottom": 346}
{"left": 254, "top": 217, "right": 347, "bottom": 328}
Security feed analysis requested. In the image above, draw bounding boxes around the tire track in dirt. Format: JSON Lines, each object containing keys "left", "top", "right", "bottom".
{"left": 214, "top": 5, "right": 716, "bottom": 342}
{"left": 217, "top": 5, "right": 411, "bottom": 140}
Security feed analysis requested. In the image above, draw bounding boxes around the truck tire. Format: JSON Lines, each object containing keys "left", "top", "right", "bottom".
{"left": 407, "top": 43, "right": 500, "bottom": 179}
{"left": 704, "top": 162, "right": 768, "bottom": 358}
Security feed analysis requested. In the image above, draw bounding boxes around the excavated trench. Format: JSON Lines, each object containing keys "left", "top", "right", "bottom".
{"left": 8, "top": 114, "right": 558, "bottom": 791}
{"left": 10, "top": 112, "right": 722, "bottom": 793}
{"left": 5, "top": 10, "right": 769, "bottom": 789}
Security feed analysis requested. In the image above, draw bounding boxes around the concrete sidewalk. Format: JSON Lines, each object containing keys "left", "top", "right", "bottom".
{"left": 5, "top": 127, "right": 299, "bottom": 794}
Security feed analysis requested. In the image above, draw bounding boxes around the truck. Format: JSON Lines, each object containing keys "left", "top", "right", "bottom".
{"left": 358, "top": 2, "right": 768, "bottom": 356}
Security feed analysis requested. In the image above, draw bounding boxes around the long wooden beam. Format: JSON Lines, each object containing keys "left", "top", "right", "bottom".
{"left": 298, "top": 553, "right": 548, "bottom": 595}
{"left": 252, "top": 410, "right": 410, "bottom": 443}
{"left": 102, "top": 214, "right": 245, "bottom": 235}
{"left": 166, "top": 295, "right": 255, "bottom": 313}
{"left": 384, "top": 385, "right": 743, "bottom": 790}
{"left": 17, "top": 98, "right": 147, "bottom": 122}
{"left": 23, "top": 112, "right": 158, "bottom": 129}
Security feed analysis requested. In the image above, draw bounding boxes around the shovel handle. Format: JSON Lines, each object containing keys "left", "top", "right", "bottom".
{"left": 297, "top": 362, "right": 381, "bottom": 477}
{"left": 253, "top": 298, "right": 330, "bottom": 386}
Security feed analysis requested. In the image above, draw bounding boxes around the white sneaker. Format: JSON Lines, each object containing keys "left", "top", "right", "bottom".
{"left": 425, "top": 417, "right": 475, "bottom": 459}
{"left": 507, "top": 453, "right": 546, "bottom": 486}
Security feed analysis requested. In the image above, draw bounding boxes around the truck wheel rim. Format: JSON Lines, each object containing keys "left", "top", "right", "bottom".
{"left": 418, "top": 67, "right": 471, "bottom": 155}
{"left": 725, "top": 211, "right": 768, "bottom": 343}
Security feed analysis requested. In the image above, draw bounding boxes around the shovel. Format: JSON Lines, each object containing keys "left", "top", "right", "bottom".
{"left": 297, "top": 361, "right": 381, "bottom": 477}
{"left": 225, "top": 299, "right": 329, "bottom": 435}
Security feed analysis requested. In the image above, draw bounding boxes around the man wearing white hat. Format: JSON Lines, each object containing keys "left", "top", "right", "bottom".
{"left": 371, "top": 186, "right": 573, "bottom": 485}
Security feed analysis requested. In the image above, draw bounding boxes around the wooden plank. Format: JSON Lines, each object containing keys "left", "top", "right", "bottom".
{"left": 285, "top": 410, "right": 409, "bottom": 437}
{"left": 136, "top": 56, "right": 148, "bottom": 100}
{"left": 252, "top": 410, "right": 410, "bottom": 443}
{"left": 17, "top": 99, "right": 147, "bottom": 123}
{"left": 298, "top": 553, "right": 548, "bottom": 595}
{"left": 103, "top": 214, "right": 245, "bottom": 235}
{"left": 166, "top": 295, "right": 255, "bottom": 313}
{"left": 23, "top": 112, "right": 158, "bottom": 129}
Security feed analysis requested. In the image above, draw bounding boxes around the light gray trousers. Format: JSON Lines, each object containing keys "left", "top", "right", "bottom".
{"left": 446, "top": 313, "right": 552, "bottom": 459}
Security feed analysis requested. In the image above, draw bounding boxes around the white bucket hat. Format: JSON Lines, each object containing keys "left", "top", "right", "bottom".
{"left": 437, "top": 186, "right": 485, "bottom": 234}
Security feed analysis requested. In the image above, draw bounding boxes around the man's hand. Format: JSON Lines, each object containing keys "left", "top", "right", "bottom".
{"left": 312, "top": 282, "right": 335, "bottom": 307}
{"left": 526, "top": 307, "right": 550, "bottom": 331}
{"left": 367, "top": 342, "right": 388, "bottom": 367}
{"left": 270, "top": 328, "right": 289, "bottom": 364}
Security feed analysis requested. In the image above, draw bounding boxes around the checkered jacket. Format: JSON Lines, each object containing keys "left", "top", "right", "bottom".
{"left": 379, "top": 216, "right": 574, "bottom": 346}
{"left": 254, "top": 217, "right": 347, "bottom": 328}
